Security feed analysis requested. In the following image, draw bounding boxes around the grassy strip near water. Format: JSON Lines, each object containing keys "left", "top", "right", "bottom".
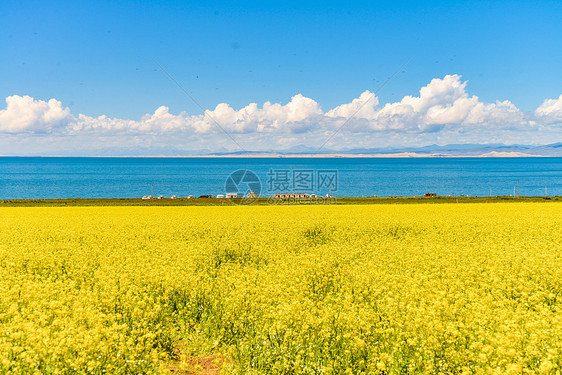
{"left": 1, "top": 195, "right": 560, "bottom": 207}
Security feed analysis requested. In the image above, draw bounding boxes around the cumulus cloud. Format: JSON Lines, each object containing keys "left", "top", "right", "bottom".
{"left": 1, "top": 75, "right": 561, "bottom": 154}
{"left": 0, "top": 95, "right": 73, "bottom": 133}
{"left": 326, "top": 90, "right": 379, "bottom": 119}
{"left": 372, "top": 75, "right": 528, "bottom": 132}
{"left": 203, "top": 94, "right": 323, "bottom": 134}
{"left": 70, "top": 106, "right": 202, "bottom": 134}
{"left": 58, "top": 94, "right": 324, "bottom": 137}
{"left": 535, "top": 94, "right": 562, "bottom": 123}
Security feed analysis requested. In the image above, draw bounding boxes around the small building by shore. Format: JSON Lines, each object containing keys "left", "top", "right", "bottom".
{"left": 274, "top": 193, "right": 310, "bottom": 199}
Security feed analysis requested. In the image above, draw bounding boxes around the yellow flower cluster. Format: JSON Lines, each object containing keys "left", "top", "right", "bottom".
{"left": 0, "top": 203, "right": 561, "bottom": 374}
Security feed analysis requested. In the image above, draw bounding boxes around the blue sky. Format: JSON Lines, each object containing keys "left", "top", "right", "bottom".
{"left": 1, "top": 0, "right": 562, "bottom": 155}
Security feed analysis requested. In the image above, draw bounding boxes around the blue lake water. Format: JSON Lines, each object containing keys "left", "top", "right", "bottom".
{"left": 0, "top": 157, "right": 561, "bottom": 199}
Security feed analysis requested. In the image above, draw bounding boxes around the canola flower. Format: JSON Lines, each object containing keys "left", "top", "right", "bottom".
{"left": 0, "top": 203, "right": 561, "bottom": 374}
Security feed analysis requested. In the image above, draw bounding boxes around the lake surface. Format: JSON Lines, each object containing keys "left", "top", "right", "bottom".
{"left": 0, "top": 157, "right": 561, "bottom": 199}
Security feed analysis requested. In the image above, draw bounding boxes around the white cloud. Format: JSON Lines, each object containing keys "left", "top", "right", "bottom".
{"left": 463, "top": 100, "right": 528, "bottom": 127}
{"left": 0, "top": 95, "right": 73, "bottom": 133}
{"left": 1, "top": 75, "right": 561, "bottom": 154}
{"left": 372, "top": 75, "right": 528, "bottom": 132}
{"left": 70, "top": 106, "right": 206, "bottom": 134}
{"left": 535, "top": 94, "right": 562, "bottom": 123}
{"left": 202, "top": 94, "right": 323, "bottom": 134}
{"left": 62, "top": 94, "right": 324, "bottom": 136}
{"left": 326, "top": 90, "right": 379, "bottom": 119}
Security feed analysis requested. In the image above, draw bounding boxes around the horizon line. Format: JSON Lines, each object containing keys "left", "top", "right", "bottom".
{"left": 0, "top": 152, "right": 550, "bottom": 158}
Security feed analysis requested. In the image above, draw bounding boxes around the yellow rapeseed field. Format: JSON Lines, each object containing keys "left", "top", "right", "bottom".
{"left": 0, "top": 203, "right": 561, "bottom": 374}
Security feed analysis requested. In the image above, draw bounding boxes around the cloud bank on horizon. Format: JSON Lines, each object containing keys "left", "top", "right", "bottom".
{"left": 1, "top": 74, "right": 561, "bottom": 155}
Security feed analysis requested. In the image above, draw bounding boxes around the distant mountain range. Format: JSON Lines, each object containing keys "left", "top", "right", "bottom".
{"left": 205, "top": 143, "right": 562, "bottom": 157}
{"left": 11, "top": 142, "right": 562, "bottom": 157}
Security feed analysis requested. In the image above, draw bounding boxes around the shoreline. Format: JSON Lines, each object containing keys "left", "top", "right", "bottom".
{"left": 1, "top": 196, "right": 560, "bottom": 207}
